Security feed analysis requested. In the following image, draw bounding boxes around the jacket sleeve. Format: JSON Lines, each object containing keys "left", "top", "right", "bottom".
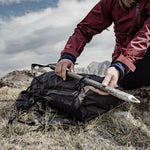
{"left": 115, "top": 17, "right": 150, "bottom": 72}
{"left": 61, "top": 0, "right": 113, "bottom": 58}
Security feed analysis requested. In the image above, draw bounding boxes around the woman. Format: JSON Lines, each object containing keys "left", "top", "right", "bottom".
{"left": 55, "top": 0, "right": 150, "bottom": 95}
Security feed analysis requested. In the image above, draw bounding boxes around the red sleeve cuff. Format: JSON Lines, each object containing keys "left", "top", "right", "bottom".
{"left": 115, "top": 54, "right": 136, "bottom": 72}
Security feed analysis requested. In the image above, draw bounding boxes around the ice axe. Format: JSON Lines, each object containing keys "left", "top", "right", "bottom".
{"left": 31, "top": 63, "right": 141, "bottom": 104}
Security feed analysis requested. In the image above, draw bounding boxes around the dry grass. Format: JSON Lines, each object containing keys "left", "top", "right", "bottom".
{"left": 0, "top": 87, "right": 150, "bottom": 150}
{"left": 0, "top": 87, "right": 23, "bottom": 101}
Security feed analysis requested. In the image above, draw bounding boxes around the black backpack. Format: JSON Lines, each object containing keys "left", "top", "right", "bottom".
{"left": 8, "top": 70, "right": 121, "bottom": 126}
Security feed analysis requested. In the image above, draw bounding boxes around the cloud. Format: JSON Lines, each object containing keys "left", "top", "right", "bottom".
{"left": 0, "top": 0, "right": 41, "bottom": 5}
{"left": 0, "top": 0, "right": 115, "bottom": 78}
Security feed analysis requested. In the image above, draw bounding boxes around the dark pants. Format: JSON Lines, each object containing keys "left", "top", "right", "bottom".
{"left": 119, "top": 47, "right": 150, "bottom": 90}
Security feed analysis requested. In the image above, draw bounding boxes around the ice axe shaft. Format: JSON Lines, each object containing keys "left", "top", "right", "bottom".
{"left": 49, "top": 64, "right": 140, "bottom": 104}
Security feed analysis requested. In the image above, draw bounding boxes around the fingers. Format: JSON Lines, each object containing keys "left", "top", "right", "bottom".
{"left": 55, "top": 60, "right": 67, "bottom": 80}
{"left": 55, "top": 59, "right": 74, "bottom": 80}
{"left": 109, "top": 75, "right": 117, "bottom": 88}
{"left": 89, "top": 86, "right": 109, "bottom": 95}
{"left": 102, "top": 73, "right": 112, "bottom": 87}
{"left": 55, "top": 62, "right": 62, "bottom": 77}
{"left": 102, "top": 73, "right": 117, "bottom": 88}
{"left": 70, "top": 63, "right": 74, "bottom": 72}
{"left": 61, "top": 63, "right": 68, "bottom": 80}
{"left": 102, "top": 67, "right": 120, "bottom": 88}
{"left": 90, "top": 67, "right": 120, "bottom": 96}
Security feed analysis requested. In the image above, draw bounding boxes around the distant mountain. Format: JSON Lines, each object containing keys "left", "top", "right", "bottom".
{"left": 0, "top": 61, "right": 110, "bottom": 89}
{"left": 75, "top": 61, "right": 111, "bottom": 76}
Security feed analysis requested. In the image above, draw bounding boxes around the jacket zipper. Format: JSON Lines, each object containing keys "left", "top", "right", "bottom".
{"left": 135, "top": 0, "right": 140, "bottom": 32}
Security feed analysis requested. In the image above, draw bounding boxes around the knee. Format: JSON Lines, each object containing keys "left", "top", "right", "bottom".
{"left": 118, "top": 79, "right": 142, "bottom": 90}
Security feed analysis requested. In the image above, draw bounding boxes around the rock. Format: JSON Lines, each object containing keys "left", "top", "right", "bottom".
{"left": 0, "top": 70, "right": 33, "bottom": 89}
{"left": 75, "top": 61, "right": 110, "bottom": 76}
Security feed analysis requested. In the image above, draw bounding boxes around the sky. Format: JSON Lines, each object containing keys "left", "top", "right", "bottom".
{"left": 0, "top": 0, "right": 115, "bottom": 78}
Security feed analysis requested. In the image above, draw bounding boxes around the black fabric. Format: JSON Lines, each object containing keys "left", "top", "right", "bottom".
{"left": 11, "top": 71, "right": 121, "bottom": 125}
{"left": 119, "top": 47, "right": 150, "bottom": 90}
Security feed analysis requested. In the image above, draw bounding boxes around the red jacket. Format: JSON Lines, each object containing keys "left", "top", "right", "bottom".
{"left": 61, "top": 0, "right": 150, "bottom": 72}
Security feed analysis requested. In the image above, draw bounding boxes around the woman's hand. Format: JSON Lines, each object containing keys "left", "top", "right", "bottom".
{"left": 90, "top": 67, "right": 120, "bottom": 95}
{"left": 55, "top": 59, "right": 74, "bottom": 80}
